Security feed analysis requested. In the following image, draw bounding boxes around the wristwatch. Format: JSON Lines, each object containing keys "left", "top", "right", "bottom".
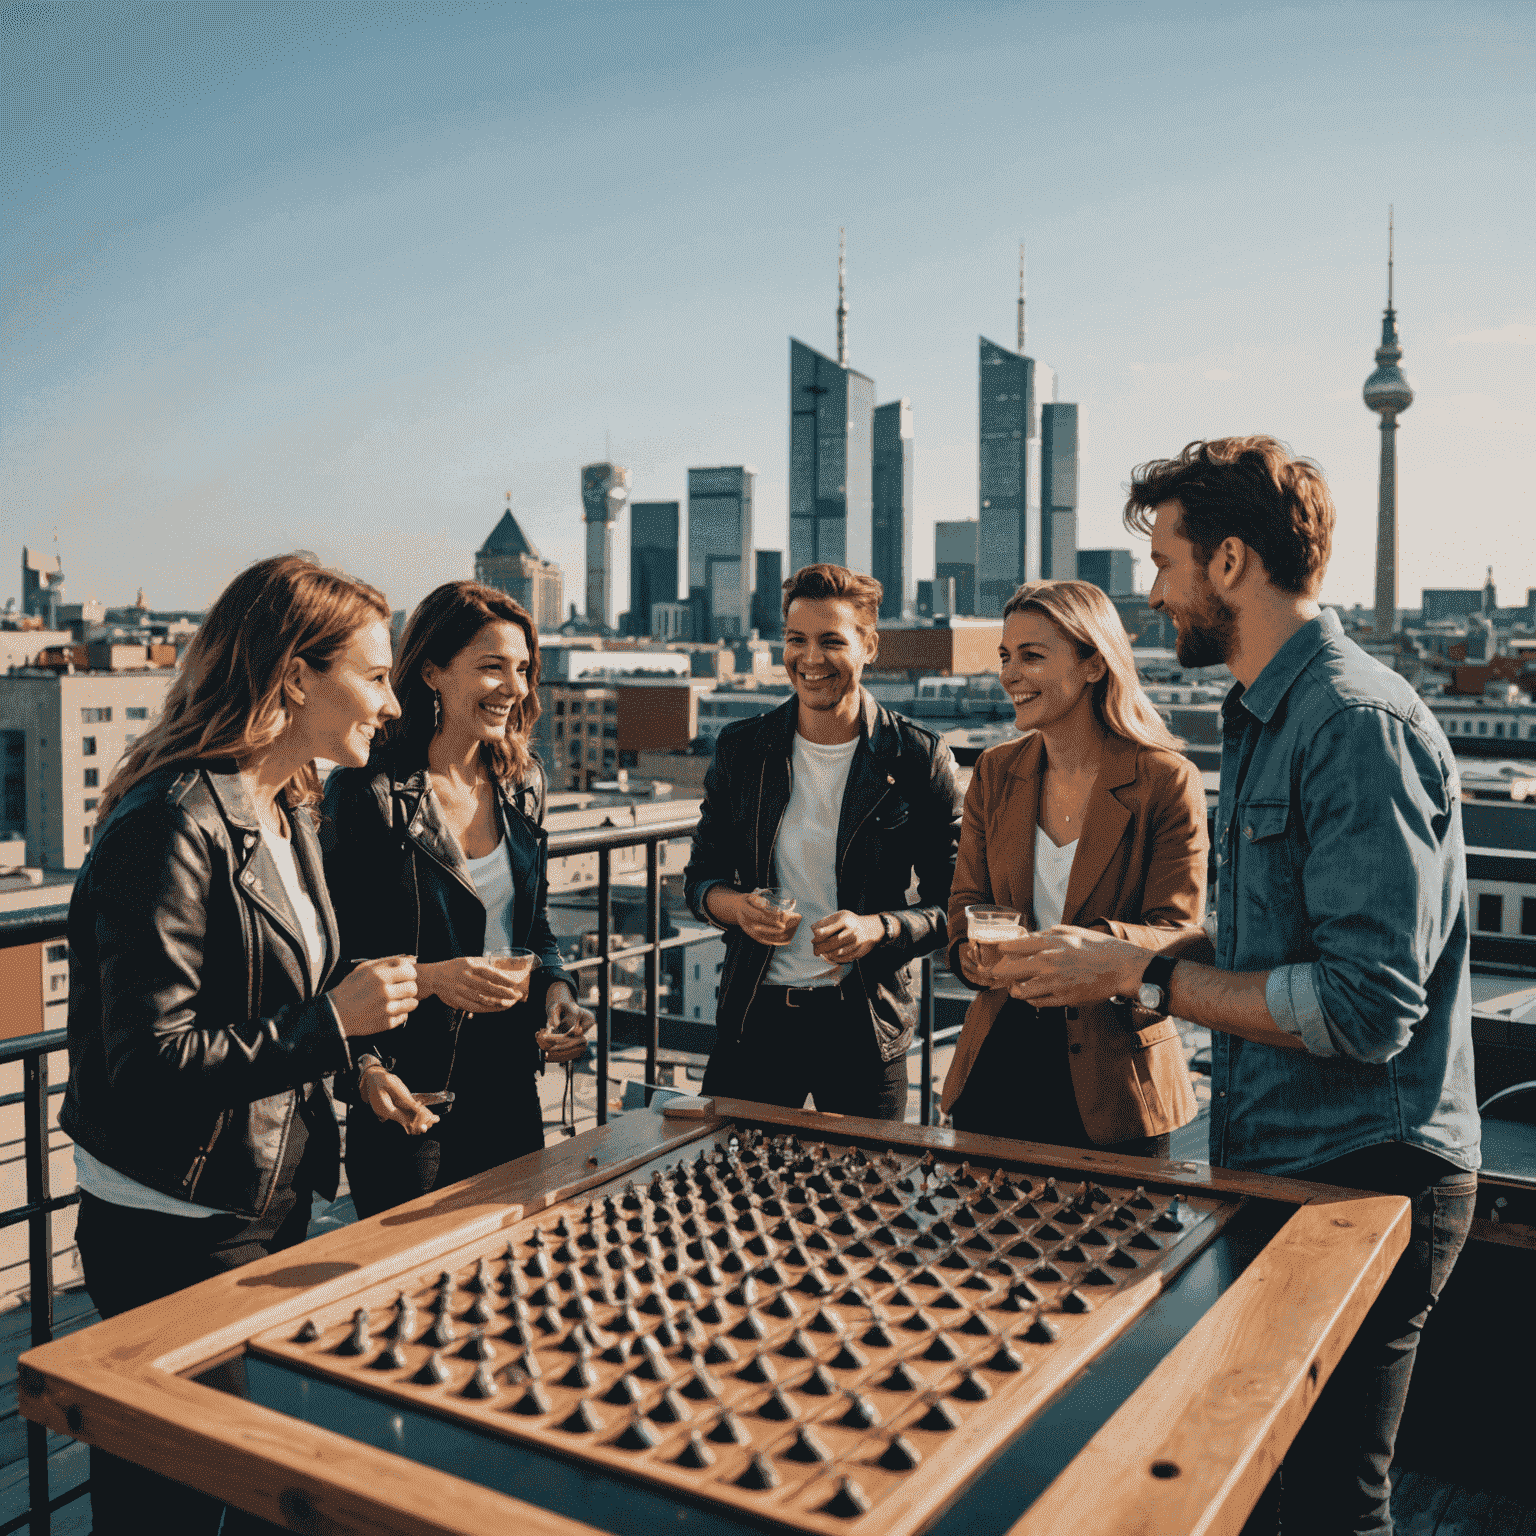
{"left": 879, "top": 912, "right": 898, "bottom": 945}
{"left": 1130, "top": 953, "right": 1178, "bottom": 1012}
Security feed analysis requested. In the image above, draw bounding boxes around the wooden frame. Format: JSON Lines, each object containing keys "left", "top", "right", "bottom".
{"left": 19, "top": 1100, "right": 1409, "bottom": 1536}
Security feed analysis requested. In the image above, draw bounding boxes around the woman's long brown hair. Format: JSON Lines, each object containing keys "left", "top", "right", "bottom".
{"left": 97, "top": 555, "right": 390, "bottom": 821}
{"left": 384, "top": 581, "right": 542, "bottom": 781}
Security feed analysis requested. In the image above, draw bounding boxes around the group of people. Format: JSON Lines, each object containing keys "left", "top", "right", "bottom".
{"left": 65, "top": 434, "right": 1478, "bottom": 1536}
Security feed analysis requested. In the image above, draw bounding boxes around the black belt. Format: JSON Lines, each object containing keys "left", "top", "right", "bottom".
{"left": 758, "top": 982, "right": 851, "bottom": 1009}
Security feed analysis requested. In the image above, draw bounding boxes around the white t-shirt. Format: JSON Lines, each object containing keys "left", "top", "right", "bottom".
{"left": 467, "top": 840, "right": 515, "bottom": 950}
{"left": 1033, "top": 826, "right": 1078, "bottom": 931}
{"left": 261, "top": 825, "right": 329, "bottom": 989}
{"left": 765, "top": 733, "right": 859, "bottom": 987}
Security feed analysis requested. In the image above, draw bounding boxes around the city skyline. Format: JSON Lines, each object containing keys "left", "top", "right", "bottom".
{"left": 4, "top": 2, "right": 1531, "bottom": 622}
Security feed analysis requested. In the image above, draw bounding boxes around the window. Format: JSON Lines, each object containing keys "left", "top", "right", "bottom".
{"left": 50, "top": 975, "right": 62, "bottom": 993}
{"left": 1478, "top": 721, "right": 1488, "bottom": 736}
{"left": 46, "top": 944, "right": 68, "bottom": 963}
{"left": 126, "top": 707, "right": 148, "bottom": 720}
{"left": 84, "top": 798, "right": 97, "bottom": 812}
{"left": 81, "top": 707, "right": 112, "bottom": 724}
{"left": 1477, "top": 893, "right": 1503, "bottom": 932}
{"left": 82, "top": 736, "right": 97, "bottom": 755}
{"left": 1523, "top": 898, "right": 1536, "bottom": 938}
{"left": 83, "top": 825, "right": 92, "bottom": 847}
{"left": 693, "top": 965, "right": 701, "bottom": 980}
{"left": 1495, "top": 723, "right": 1505, "bottom": 738}
{"left": 84, "top": 768, "right": 98, "bottom": 787}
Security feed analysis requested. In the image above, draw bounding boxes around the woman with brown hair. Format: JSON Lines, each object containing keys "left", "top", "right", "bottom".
{"left": 61, "top": 554, "right": 417, "bottom": 1534}
{"left": 940, "top": 579, "right": 1205, "bottom": 1156}
{"left": 322, "top": 580, "right": 591, "bottom": 1218}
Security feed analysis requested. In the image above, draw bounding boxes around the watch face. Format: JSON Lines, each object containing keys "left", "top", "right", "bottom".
{"left": 1137, "top": 982, "right": 1164, "bottom": 1011}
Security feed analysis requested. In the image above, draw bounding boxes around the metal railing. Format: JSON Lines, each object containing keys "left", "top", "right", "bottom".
{"left": 0, "top": 816, "right": 939, "bottom": 1533}
{"left": 0, "top": 904, "right": 82, "bottom": 1536}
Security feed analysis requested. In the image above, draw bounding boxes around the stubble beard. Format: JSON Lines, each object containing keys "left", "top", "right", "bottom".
{"left": 1172, "top": 579, "right": 1238, "bottom": 669}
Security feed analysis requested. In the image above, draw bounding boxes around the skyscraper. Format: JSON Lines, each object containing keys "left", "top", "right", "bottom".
{"left": 789, "top": 339, "right": 876, "bottom": 576}
{"left": 871, "top": 400, "right": 914, "bottom": 618}
{"left": 935, "top": 520, "right": 979, "bottom": 616}
{"left": 1040, "top": 402, "right": 1079, "bottom": 580}
{"left": 977, "top": 337, "right": 1051, "bottom": 614}
{"left": 1077, "top": 549, "right": 1136, "bottom": 597}
{"left": 1363, "top": 211, "right": 1413, "bottom": 637}
{"left": 475, "top": 503, "right": 564, "bottom": 629}
{"left": 687, "top": 467, "right": 755, "bottom": 641}
{"left": 751, "top": 550, "right": 784, "bottom": 638}
{"left": 976, "top": 252, "right": 1079, "bottom": 611}
{"left": 627, "top": 501, "right": 680, "bottom": 637}
{"left": 581, "top": 462, "right": 631, "bottom": 630}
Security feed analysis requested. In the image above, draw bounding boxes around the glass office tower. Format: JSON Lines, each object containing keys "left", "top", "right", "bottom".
{"left": 872, "top": 399, "right": 913, "bottom": 618}
{"left": 935, "top": 519, "right": 980, "bottom": 617}
{"left": 687, "top": 467, "right": 755, "bottom": 642}
{"left": 977, "top": 337, "right": 1052, "bottom": 616}
{"left": 789, "top": 339, "right": 876, "bottom": 576}
{"left": 627, "top": 501, "right": 680, "bottom": 637}
{"left": 751, "top": 550, "right": 784, "bottom": 638}
{"left": 1040, "top": 402, "right": 1079, "bottom": 581}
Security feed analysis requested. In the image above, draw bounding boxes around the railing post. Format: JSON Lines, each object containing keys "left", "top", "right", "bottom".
{"left": 644, "top": 840, "right": 660, "bottom": 1109}
{"left": 24, "top": 1051, "right": 53, "bottom": 1536}
{"left": 919, "top": 955, "right": 934, "bottom": 1127}
{"left": 595, "top": 847, "right": 611, "bottom": 1126}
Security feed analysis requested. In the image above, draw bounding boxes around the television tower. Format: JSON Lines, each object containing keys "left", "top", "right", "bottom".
{"left": 1363, "top": 208, "right": 1413, "bottom": 637}
{"left": 1017, "top": 242, "right": 1027, "bottom": 354}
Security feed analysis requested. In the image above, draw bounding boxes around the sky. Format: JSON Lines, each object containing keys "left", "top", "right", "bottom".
{"left": 4, "top": 0, "right": 1533, "bottom": 622}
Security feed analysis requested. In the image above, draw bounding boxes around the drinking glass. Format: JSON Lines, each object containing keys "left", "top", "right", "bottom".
{"left": 751, "top": 888, "right": 801, "bottom": 946}
{"left": 965, "top": 905, "right": 1024, "bottom": 974}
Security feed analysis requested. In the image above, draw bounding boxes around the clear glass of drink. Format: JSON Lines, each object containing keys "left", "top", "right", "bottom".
{"left": 965, "top": 905, "right": 1024, "bottom": 979}
{"left": 751, "top": 888, "right": 801, "bottom": 946}
{"left": 484, "top": 944, "right": 536, "bottom": 1009}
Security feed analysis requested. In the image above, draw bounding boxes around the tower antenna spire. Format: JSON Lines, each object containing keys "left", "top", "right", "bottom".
{"left": 1387, "top": 205, "right": 1394, "bottom": 309}
{"left": 1017, "top": 241, "right": 1027, "bottom": 354}
{"left": 836, "top": 227, "right": 848, "bottom": 366}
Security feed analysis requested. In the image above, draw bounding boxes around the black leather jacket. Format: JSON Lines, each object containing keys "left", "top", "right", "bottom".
{"left": 683, "top": 690, "right": 964, "bottom": 1062}
{"left": 320, "top": 749, "right": 574, "bottom": 1091}
{"left": 61, "top": 765, "right": 349, "bottom": 1219}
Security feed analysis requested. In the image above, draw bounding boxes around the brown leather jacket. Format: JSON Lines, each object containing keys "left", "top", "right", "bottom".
{"left": 940, "top": 732, "right": 1206, "bottom": 1143}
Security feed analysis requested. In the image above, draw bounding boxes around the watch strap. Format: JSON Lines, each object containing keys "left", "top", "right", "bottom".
{"left": 1141, "top": 952, "right": 1177, "bottom": 997}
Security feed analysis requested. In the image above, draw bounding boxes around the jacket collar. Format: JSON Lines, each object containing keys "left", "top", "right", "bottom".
{"left": 763, "top": 686, "right": 895, "bottom": 758}
{"left": 1002, "top": 730, "right": 1142, "bottom": 929}
{"left": 1234, "top": 608, "right": 1342, "bottom": 726}
{"left": 201, "top": 763, "right": 337, "bottom": 996}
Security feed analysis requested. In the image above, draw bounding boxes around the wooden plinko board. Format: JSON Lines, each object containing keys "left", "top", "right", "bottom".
{"left": 249, "top": 1125, "right": 1229, "bottom": 1536}
{"left": 17, "top": 1102, "right": 1412, "bottom": 1536}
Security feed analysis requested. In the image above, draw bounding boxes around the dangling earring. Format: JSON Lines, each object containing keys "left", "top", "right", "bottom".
{"left": 432, "top": 690, "right": 441, "bottom": 730}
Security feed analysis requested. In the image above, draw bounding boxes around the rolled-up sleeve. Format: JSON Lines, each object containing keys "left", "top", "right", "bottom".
{"left": 1290, "top": 705, "right": 1453, "bottom": 1064}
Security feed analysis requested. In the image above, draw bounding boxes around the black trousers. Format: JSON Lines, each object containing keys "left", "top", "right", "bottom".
{"left": 1242, "top": 1142, "right": 1477, "bottom": 1536}
{"left": 346, "top": 1018, "right": 546, "bottom": 1219}
{"left": 949, "top": 998, "right": 1172, "bottom": 1159}
{"left": 703, "top": 985, "right": 909, "bottom": 1121}
{"left": 76, "top": 1191, "right": 311, "bottom": 1536}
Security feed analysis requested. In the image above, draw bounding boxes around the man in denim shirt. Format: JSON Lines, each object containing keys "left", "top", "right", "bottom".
{"left": 996, "top": 437, "right": 1479, "bottom": 1536}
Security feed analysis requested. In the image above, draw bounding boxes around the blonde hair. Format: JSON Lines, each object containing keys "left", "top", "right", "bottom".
{"left": 98, "top": 555, "right": 390, "bottom": 821}
{"left": 1002, "top": 580, "right": 1178, "bottom": 751}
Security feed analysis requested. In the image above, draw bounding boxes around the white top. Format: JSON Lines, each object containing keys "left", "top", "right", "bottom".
{"left": 466, "top": 840, "right": 515, "bottom": 950}
{"left": 765, "top": 733, "right": 859, "bottom": 987}
{"left": 1033, "top": 826, "right": 1078, "bottom": 931}
{"left": 75, "top": 822, "right": 332, "bottom": 1219}
{"left": 261, "top": 825, "right": 329, "bottom": 989}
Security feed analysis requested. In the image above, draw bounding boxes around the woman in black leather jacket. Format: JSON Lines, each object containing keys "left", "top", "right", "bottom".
{"left": 322, "top": 581, "right": 591, "bottom": 1219}
{"left": 61, "top": 555, "right": 418, "bottom": 1536}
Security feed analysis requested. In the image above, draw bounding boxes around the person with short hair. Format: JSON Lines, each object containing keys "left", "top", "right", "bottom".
{"left": 995, "top": 436, "right": 1479, "bottom": 1536}
{"left": 684, "top": 563, "right": 964, "bottom": 1119}
{"left": 941, "top": 579, "right": 1205, "bottom": 1155}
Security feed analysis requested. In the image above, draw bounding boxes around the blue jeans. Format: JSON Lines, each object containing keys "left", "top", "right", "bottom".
{"left": 1245, "top": 1142, "right": 1477, "bottom": 1536}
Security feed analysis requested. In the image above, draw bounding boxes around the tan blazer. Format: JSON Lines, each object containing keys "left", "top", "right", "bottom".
{"left": 940, "top": 731, "right": 1207, "bottom": 1144}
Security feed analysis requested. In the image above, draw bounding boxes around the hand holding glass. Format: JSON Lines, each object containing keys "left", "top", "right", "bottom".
{"left": 484, "top": 944, "right": 536, "bottom": 1003}
{"left": 750, "top": 888, "right": 801, "bottom": 946}
{"left": 966, "top": 905, "right": 1024, "bottom": 979}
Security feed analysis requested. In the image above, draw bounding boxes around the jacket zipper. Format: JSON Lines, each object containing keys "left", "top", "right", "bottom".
{"left": 736, "top": 752, "right": 789, "bottom": 1032}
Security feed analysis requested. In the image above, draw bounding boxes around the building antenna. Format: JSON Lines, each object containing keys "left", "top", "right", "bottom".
{"left": 1386, "top": 205, "right": 1394, "bottom": 309}
{"left": 836, "top": 226, "right": 848, "bottom": 366}
{"left": 1017, "top": 241, "right": 1027, "bottom": 354}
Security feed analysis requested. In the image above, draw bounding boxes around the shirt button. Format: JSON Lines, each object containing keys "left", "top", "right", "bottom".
{"left": 1218, "top": 1090, "right": 1227, "bottom": 1097}
{"left": 1244, "top": 825, "right": 1254, "bottom": 840}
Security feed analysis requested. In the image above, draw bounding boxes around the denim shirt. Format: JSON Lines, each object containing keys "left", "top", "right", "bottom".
{"left": 1209, "top": 610, "right": 1480, "bottom": 1176}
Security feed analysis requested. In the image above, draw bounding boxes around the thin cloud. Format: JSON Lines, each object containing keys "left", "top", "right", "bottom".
{"left": 1449, "top": 323, "right": 1536, "bottom": 347}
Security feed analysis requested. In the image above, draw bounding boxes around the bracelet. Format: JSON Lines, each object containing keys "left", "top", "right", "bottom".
{"left": 358, "top": 1061, "right": 387, "bottom": 1087}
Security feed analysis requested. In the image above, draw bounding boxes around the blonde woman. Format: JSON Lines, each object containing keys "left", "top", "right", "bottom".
{"left": 941, "top": 580, "right": 1205, "bottom": 1155}
{"left": 62, "top": 555, "right": 415, "bottom": 1534}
